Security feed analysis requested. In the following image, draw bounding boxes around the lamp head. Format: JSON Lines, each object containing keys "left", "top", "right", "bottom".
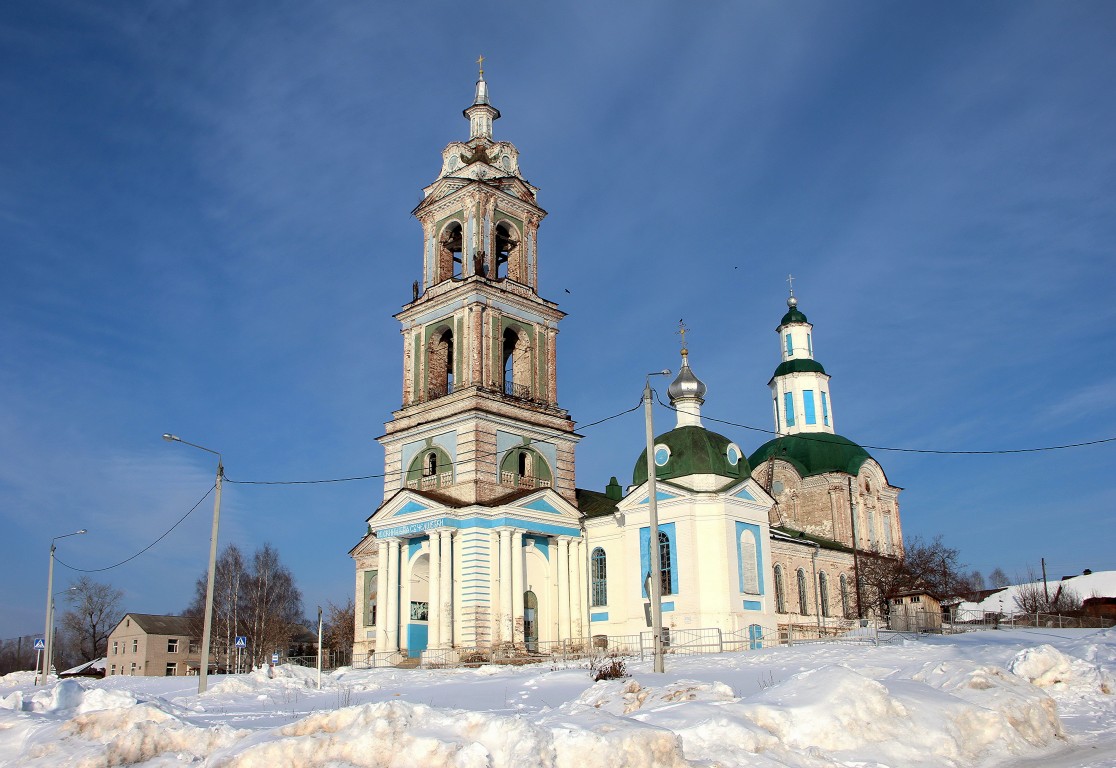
{"left": 162, "top": 433, "right": 179, "bottom": 443}
{"left": 77, "top": 529, "right": 87, "bottom": 535}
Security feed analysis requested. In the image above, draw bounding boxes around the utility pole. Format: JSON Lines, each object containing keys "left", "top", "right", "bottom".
{"left": 847, "top": 478, "right": 863, "bottom": 618}
{"left": 643, "top": 371, "right": 670, "bottom": 673}
{"left": 1041, "top": 557, "right": 1049, "bottom": 605}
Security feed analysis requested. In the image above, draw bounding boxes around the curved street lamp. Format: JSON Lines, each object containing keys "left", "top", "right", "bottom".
{"left": 162, "top": 433, "right": 223, "bottom": 694}
{"left": 41, "top": 530, "right": 86, "bottom": 685}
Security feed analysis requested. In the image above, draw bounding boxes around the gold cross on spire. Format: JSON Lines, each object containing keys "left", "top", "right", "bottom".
{"left": 477, "top": 54, "right": 485, "bottom": 78}
{"left": 677, "top": 319, "right": 690, "bottom": 353}
{"left": 786, "top": 273, "right": 796, "bottom": 296}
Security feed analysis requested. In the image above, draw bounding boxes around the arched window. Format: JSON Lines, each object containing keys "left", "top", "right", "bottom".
{"left": 518, "top": 450, "right": 532, "bottom": 478}
{"left": 494, "top": 222, "right": 519, "bottom": 280}
{"left": 797, "top": 568, "right": 809, "bottom": 615}
{"left": 424, "top": 452, "right": 437, "bottom": 477}
{"left": 819, "top": 572, "right": 831, "bottom": 618}
{"left": 502, "top": 327, "right": 531, "bottom": 398}
{"left": 774, "top": 565, "right": 786, "bottom": 613}
{"left": 883, "top": 514, "right": 893, "bottom": 554}
{"left": 427, "top": 327, "right": 454, "bottom": 399}
{"left": 739, "top": 529, "right": 759, "bottom": 595}
{"left": 867, "top": 509, "right": 878, "bottom": 550}
{"left": 438, "top": 222, "right": 463, "bottom": 282}
{"left": 840, "top": 573, "right": 851, "bottom": 619}
{"left": 591, "top": 548, "right": 607, "bottom": 606}
{"left": 658, "top": 532, "right": 673, "bottom": 596}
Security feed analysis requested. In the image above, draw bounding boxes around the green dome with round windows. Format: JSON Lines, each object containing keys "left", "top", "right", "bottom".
{"left": 747, "top": 432, "right": 872, "bottom": 479}
{"left": 633, "top": 425, "right": 750, "bottom": 486}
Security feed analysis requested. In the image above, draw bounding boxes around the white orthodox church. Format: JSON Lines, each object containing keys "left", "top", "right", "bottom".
{"left": 350, "top": 71, "right": 904, "bottom": 661}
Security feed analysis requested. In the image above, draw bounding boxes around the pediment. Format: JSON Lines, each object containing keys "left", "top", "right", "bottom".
{"left": 509, "top": 487, "right": 581, "bottom": 521}
{"left": 724, "top": 478, "right": 775, "bottom": 506}
{"left": 367, "top": 489, "right": 452, "bottom": 525}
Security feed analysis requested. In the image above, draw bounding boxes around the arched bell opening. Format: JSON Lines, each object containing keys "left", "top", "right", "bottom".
{"left": 437, "top": 222, "right": 463, "bottom": 282}
{"left": 427, "top": 327, "right": 454, "bottom": 400}
{"left": 501, "top": 327, "right": 532, "bottom": 399}
{"left": 494, "top": 222, "right": 520, "bottom": 281}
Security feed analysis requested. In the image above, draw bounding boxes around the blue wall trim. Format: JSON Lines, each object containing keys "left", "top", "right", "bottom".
{"left": 636, "top": 490, "right": 678, "bottom": 506}
{"left": 407, "top": 536, "right": 427, "bottom": 560}
{"left": 743, "top": 600, "right": 763, "bottom": 611}
{"left": 661, "top": 601, "right": 675, "bottom": 612}
{"left": 735, "top": 521, "right": 765, "bottom": 596}
{"left": 784, "top": 392, "right": 795, "bottom": 426}
{"left": 376, "top": 515, "right": 580, "bottom": 539}
{"left": 803, "top": 390, "right": 816, "bottom": 425}
{"left": 590, "top": 612, "right": 609, "bottom": 622}
{"left": 734, "top": 486, "right": 756, "bottom": 501}
{"left": 394, "top": 499, "right": 432, "bottom": 517}
{"left": 523, "top": 498, "right": 562, "bottom": 515}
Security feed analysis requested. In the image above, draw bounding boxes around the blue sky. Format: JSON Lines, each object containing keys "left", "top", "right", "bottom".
{"left": 2, "top": 1, "right": 1115, "bottom": 638}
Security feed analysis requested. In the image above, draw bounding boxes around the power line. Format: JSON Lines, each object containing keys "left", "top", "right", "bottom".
{"left": 54, "top": 484, "right": 216, "bottom": 573}
{"left": 654, "top": 392, "right": 1116, "bottom": 455}
{"left": 223, "top": 399, "right": 644, "bottom": 486}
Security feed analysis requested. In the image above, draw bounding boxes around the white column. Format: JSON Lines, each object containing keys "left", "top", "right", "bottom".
{"left": 511, "top": 530, "right": 524, "bottom": 646}
{"left": 439, "top": 529, "right": 454, "bottom": 646}
{"left": 428, "top": 532, "right": 441, "bottom": 649}
{"left": 569, "top": 538, "right": 584, "bottom": 640}
{"left": 498, "top": 529, "right": 513, "bottom": 644}
{"left": 385, "top": 539, "right": 401, "bottom": 652}
{"left": 375, "top": 540, "right": 389, "bottom": 652}
{"left": 557, "top": 538, "right": 571, "bottom": 641}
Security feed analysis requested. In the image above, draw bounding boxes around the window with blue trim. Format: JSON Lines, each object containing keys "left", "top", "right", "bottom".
{"left": 807, "top": 333, "right": 812, "bottom": 355}
{"left": 591, "top": 547, "right": 607, "bottom": 606}
{"left": 821, "top": 391, "right": 829, "bottom": 426}
{"left": 774, "top": 565, "right": 786, "bottom": 613}
{"left": 783, "top": 392, "right": 795, "bottom": 427}
{"left": 740, "top": 529, "right": 759, "bottom": 594}
{"left": 785, "top": 334, "right": 793, "bottom": 355}
{"left": 658, "top": 532, "right": 673, "bottom": 596}
{"left": 803, "top": 390, "right": 816, "bottom": 425}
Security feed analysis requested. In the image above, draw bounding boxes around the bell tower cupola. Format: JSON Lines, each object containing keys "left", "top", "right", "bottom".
{"left": 769, "top": 277, "right": 835, "bottom": 436}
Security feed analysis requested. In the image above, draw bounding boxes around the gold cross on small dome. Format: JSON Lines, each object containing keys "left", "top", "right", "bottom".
{"left": 477, "top": 54, "right": 485, "bottom": 77}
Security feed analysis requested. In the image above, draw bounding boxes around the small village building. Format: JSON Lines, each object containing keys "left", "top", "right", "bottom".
{"left": 888, "top": 589, "right": 943, "bottom": 632}
{"left": 106, "top": 614, "right": 199, "bottom": 676}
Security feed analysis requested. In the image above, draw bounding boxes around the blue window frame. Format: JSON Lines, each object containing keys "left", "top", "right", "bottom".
{"left": 785, "top": 334, "right": 793, "bottom": 355}
{"left": 807, "top": 333, "right": 812, "bottom": 355}
{"left": 803, "top": 390, "right": 816, "bottom": 425}
{"left": 640, "top": 523, "right": 678, "bottom": 596}
{"left": 821, "top": 391, "right": 829, "bottom": 426}
{"left": 783, "top": 392, "right": 795, "bottom": 427}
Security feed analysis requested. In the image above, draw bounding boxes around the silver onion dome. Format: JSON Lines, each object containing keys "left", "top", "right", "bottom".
{"left": 668, "top": 350, "right": 707, "bottom": 402}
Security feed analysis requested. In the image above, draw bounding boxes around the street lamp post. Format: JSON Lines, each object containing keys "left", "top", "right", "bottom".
{"left": 163, "top": 433, "right": 223, "bottom": 694}
{"left": 41, "top": 530, "right": 86, "bottom": 685}
{"left": 643, "top": 370, "right": 670, "bottom": 674}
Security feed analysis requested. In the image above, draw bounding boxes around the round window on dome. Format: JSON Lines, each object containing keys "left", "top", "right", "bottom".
{"left": 726, "top": 444, "right": 741, "bottom": 466}
{"left": 772, "top": 480, "right": 785, "bottom": 494}
{"left": 653, "top": 444, "right": 671, "bottom": 467}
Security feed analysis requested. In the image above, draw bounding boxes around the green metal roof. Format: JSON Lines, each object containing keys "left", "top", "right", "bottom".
{"left": 772, "top": 526, "right": 852, "bottom": 553}
{"left": 633, "top": 425, "right": 749, "bottom": 486}
{"left": 779, "top": 307, "right": 809, "bottom": 328}
{"left": 770, "top": 358, "right": 827, "bottom": 382}
{"left": 577, "top": 488, "right": 619, "bottom": 519}
{"left": 748, "top": 432, "right": 872, "bottom": 478}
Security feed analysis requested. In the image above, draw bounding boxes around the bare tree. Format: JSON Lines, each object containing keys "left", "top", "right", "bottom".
{"left": 1013, "top": 568, "right": 1083, "bottom": 614}
{"left": 857, "top": 535, "right": 971, "bottom": 617}
{"left": 185, "top": 544, "right": 248, "bottom": 671}
{"left": 184, "top": 542, "right": 303, "bottom": 670}
{"left": 324, "top": 598, "right": 355, "bottom": 655}
{"left": 989, "top": 568, "right": 1011, "bottom": 589}
{"left": 967, "top": 570, "right": 986, "bottom": 592}
{"left": 61, "top": 576, "right": 124, "bottom": 661}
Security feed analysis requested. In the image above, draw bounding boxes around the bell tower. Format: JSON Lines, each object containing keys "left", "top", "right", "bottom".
{"left": 769, "top": 278, "right": 835, "bottom": 436}
{"left": 379, "top": 66, "right": 578, "bottom": 506}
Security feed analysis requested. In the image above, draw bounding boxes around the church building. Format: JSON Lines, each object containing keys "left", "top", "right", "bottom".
{"left": 350, "top": 70, "right": 903, "bottom": 662}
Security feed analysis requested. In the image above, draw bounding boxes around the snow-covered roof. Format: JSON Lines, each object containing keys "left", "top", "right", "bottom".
{"left": 957, "top": 570, "right": 1116, "bottom": 614}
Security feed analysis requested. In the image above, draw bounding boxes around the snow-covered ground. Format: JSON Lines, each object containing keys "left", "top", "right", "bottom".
{"left": 2, "top": 627, "right": 1113, "bottom": 767}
